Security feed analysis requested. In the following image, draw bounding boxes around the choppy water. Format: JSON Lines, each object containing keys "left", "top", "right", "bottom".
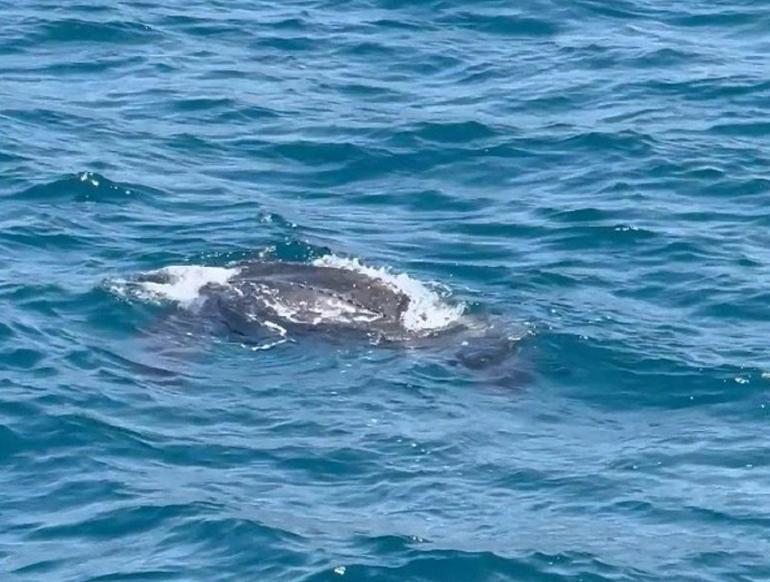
{"left": 3, "top": 1, "right": 770, "bottom": 580}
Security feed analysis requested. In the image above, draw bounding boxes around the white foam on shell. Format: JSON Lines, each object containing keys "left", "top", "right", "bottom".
{"left": 312, "top": 254, "right": 464, "bottom": 333}
{"left": 111, "top": 265, "right": 240, "bottom": 307}
{"left": 257, "top": 290, "right": 383, "bottom": 327}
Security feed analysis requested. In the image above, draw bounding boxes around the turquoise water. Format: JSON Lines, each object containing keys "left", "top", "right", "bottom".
{"left": 3, "top": 1, "right": 770, "bottom": 580}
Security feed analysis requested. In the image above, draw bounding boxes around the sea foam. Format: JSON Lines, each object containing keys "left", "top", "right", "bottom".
{"left": 312, "top": 254, "right": 464, "bottom": 333}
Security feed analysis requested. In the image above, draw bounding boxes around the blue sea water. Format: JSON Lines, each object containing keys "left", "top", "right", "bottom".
{"left": 3, "top": 0, "right": 770, "bottom": 580}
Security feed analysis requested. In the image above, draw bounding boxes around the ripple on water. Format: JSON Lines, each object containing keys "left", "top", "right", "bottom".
{"left": 3, "top": 0, "right": 770, "bottom": 580}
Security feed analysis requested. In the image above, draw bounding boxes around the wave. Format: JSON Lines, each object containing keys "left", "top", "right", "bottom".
{"left": 28, "top": 17, "right": 158, "bottom": 45}
{"left": 17, "top": 172, "right": 155, "bottom": 203}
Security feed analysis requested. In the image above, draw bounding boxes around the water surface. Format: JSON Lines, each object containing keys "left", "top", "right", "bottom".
{"left": 2, "top": 1, "right": 770, "bottom": 580}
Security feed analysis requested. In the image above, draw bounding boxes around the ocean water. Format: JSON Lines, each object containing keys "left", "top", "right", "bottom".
{"left": 2, "top": 1, "right": 770, "bottom": 580}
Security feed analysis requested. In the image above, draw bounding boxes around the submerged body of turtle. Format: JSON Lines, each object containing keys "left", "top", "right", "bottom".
{"left": 113, "top": 257, "right": 524, "bottom": 372}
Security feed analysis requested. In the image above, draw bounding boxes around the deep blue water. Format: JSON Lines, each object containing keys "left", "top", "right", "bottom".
{"left": 3, "top": 1, "right": 770, "bottom": 580}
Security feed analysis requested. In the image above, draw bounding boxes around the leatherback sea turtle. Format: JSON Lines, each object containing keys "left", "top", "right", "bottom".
{"left": 118, "top": 258, "right": 524, "bottom": 371}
